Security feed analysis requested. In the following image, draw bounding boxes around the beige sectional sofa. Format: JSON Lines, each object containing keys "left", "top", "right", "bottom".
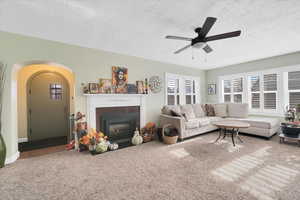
{"left": 159, "top": 103, "right": 281, "bottom": 140}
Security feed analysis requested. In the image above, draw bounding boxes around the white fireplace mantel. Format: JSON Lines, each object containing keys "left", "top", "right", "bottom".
{"left": 84, "top": 94, "right": 146, "bottom": 129}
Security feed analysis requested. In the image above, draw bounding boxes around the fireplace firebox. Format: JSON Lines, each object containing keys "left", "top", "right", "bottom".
{"left": 96, "top": 106, "right": 140, "bottom": 145}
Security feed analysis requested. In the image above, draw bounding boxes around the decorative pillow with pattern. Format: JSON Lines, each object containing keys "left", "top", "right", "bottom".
{"left": 180, "top": 105, "right": 196, "bottom": 121}
{"left": 205, "top": 104, "right": 215, "bottom": 116}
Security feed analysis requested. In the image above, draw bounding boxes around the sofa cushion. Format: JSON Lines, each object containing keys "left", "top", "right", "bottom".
{"left": 205, "top": 104, "right": 215, "bottom": 116}
{"left": 198, "top": 117, "right": 211, "bottom": 126}
{"left": 226, "top": 116, "right": 280, "bottom": 129}
{"left": 227, "top": 103, "right": 249, "bottom": 118}
{"left": 192, "top": 104, "right": 206, "bottom": 118}
{"left": 185, "top": 119, "right": 200, "bottom": 129}
{"left": 181, "top": 105, "right": 196, "bottom": 120}
{"left": 214, "top": 104, "right": 227, "bottom": 117}
{"left": 161, "top": 105, "right": 181, "bottom": 116}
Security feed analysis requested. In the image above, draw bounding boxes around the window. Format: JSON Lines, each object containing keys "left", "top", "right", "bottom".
{"left": 166, "top": 77, "right": 180, "bottom": 105}
{"left": 165, "top": 73, "right": 199, "bottom": 105}
{"left": 222, "top": 77, "right": 243, "bottom": 103}
{"left": 50, "top": 84, "right": 63, "bottom": 100}
{"left": 288, "top": 71, "right": 300, "bottom": 107}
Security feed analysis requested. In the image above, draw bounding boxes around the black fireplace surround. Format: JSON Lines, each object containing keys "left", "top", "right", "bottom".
{"left": 97, "top": 106, "right": 140, "bottom": 145}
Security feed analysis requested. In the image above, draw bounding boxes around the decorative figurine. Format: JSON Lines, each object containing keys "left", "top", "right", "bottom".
{"left": 132, "top": 128, "right": 143, "bottom": 145}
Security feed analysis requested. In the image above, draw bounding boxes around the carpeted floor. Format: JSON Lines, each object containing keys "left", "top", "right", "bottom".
{"left": 1, "top": 132, "right": 300, "bottom": 200}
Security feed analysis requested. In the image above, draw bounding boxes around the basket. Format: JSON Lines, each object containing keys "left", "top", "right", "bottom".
{"left": 162, "top": 124, "right": 178, "bottom": 144}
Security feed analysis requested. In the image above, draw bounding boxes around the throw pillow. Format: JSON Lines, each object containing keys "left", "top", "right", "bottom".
{"left": 180, "top": 105, "right": 196, "bottom": 121}
{"left": 192, "top": 104, "right": 205, "bottom": 118}
{"left": 214, "top": 104, "right": 227, "bottom": 117}
{"left": 205, "top": 104, "right": 215, "bottom": 116}
{"left": 170, "top": 110, "right": 183, "bottom": 117}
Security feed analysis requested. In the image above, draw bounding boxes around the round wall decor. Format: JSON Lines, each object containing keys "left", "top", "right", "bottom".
{"left": 149, "top": 76, "right": 162, "bottom": 93}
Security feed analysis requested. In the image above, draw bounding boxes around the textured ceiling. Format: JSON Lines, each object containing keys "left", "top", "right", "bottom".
{"left": 0, "top": 0, "right": 300, "bottom": 69}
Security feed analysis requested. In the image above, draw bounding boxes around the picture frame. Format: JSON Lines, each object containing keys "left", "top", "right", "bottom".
{"left": 112, "top": 66, "right": 128, "bottom": 93}
{"left": 208, "top": 84, "right": 216, "bottom": 95}
{"left": 136, "top": 81, "right": 144, "bottom": 94}
{"left": 88, "top": 83, "right": 100, "bottom": 94}
{"left": 99, "top": 79, "right": 112, "bottom": 93}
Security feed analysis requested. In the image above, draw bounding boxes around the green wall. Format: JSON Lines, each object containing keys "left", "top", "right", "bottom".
{"left": 0, "top": 31, "right": 205, "bottom": 162}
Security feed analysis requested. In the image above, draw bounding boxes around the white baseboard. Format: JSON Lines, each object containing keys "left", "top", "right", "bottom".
{"left": 18, "top": 137, "right": 28, "bottom": 143}
{"left": 5, "top": 151, "right": 20, "bottom": 165}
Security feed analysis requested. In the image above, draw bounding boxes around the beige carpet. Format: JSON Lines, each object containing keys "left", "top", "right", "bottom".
{"left": 1, "top": 132, "right": 300, "bottom": 200}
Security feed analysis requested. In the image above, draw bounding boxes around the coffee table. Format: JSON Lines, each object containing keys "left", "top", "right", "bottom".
{"left": 213, "top": 120, "right": 250, "bottom": 146}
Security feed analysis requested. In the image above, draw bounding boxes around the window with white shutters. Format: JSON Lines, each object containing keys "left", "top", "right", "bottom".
{"left": 288, "top": 71, "right": 300, "bottom": 107}
{"left": 222, "top": 78, "right": 243, "bottom": 103}
{"left": 165, "top": 73, "right": 199, "bottom": 105}
{"left": 263, "top": 74, "right": 277, "bottom": 110}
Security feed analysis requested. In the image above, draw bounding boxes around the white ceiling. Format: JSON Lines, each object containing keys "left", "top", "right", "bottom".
{"left": 0, "top": 0, "right": 300, "bottom": 70}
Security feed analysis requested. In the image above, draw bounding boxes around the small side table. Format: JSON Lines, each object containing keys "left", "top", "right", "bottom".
{"left": 279, "top": 134, "right": 300, "bottom": 147}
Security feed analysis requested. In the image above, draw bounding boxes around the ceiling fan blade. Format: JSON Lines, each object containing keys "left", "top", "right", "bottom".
{"left": 165, "top": 35, "right": 192, "bottom": 41}
{"left": 203, "top": 44, "right": 213, "bottom": 53}
{"left": 205, "top": 30, "right": 241, "bottom": 42}
{"left": 174, "top": 44, "right": 192, "bottom": 54}
{"left": 199, "top": 17, "right": 217, "bottom": 37}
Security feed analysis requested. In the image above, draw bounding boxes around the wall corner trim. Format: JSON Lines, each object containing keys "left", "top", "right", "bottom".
{"left": 5, "top": 151, "right": 20, "bottom": 165}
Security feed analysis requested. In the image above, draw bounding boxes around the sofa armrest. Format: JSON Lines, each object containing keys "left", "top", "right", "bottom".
{"left": 159, "top": 114, "right": 185, "bottom": 139}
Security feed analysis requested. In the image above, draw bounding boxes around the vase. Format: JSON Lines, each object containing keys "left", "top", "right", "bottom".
{"left": 0, "top": 133, "right": 6, "bottom": 168}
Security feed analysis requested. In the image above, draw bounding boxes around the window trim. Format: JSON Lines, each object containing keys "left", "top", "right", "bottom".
{"left": 165, "top": 73, "right": 200, "bottom": 105}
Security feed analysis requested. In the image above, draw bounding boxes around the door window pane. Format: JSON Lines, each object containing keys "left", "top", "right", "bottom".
{"left": 50, "top": 84, "right": 62, "bottom": 100}
{"left": 289, "top": 92, "right": 300, "bottom": 107}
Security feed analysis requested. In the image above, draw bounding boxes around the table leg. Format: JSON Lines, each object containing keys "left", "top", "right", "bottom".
{"left": 231, "top": 128, "right": 236, "bottom": 147}
{"left": 214, "top": 128, "right": 222, "bottom": 143}
{"left": 222, "top": 128, "right": 227, "bottom": 140}
{"left": 236, "top": 128, "right": 243, "bottom": 143}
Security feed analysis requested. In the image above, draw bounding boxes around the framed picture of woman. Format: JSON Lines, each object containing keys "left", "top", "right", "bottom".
{"left": 112, "top": 66, "right": 128, "bottom": 93}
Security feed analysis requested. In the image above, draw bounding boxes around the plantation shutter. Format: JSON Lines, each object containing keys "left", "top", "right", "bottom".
{"left": 185, "top": 79, "right": 192, "bottom": 104}
{"left": 288, "top": 71, "right": 300, "bottom": 107}
{"left": 233, "top": 78, "right": 243, "bottom": 92}
{"left": 250, "top": 76, "right": 260, "bottom": 109}
{"left": 223, "top": 80, "right": 231, "bottom": 93}
{"left": 167, "top": 77, "right": 179, "bottom": 105}
{"left": 263, "top": 74, "right": 277, "bottom": 110}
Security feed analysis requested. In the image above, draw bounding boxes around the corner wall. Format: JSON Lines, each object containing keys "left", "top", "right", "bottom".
{"left": 205, "top": 52, "right": 300, "bottom": 103}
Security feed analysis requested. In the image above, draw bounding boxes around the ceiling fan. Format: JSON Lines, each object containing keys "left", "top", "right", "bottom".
{"left": 165, "top": 17, "right": 241, "bottom": 54}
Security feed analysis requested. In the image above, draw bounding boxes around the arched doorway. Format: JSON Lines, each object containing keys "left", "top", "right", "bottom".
{"left": 13, "top": 62, "right": 75, "bottom": 154}
{"left": 17, "top": 71, "right": 70, "bottom": 151}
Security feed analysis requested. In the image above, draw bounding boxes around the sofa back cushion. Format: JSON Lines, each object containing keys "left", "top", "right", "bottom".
{"left": 161, "top": 105, "right": 181, "bottom": 116}
{"left": 227, "top": 103, "right": 249, "bottom": 118}
{"left": 192, "top": 104, "right": 206, "bottom": 118}
{"left": 213, "top": 103, "right": 227, "bottom": 117}
{"left": 180, "top": 104, "right": 196, "bottom": 120}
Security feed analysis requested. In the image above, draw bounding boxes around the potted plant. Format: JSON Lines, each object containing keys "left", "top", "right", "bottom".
{"left": 0, "top": 63, "right": 6, "bottom": 168}
{"left": 162, "top": 124, "right": 179, "bottom": 144}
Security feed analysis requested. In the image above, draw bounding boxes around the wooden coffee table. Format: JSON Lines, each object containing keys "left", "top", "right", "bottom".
{"left": 213, "top": 120, "right": 250, "bottom": 146}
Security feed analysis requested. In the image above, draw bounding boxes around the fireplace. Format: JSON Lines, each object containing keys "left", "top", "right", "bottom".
{"left": 96, "top": 106, "right": 140, "bottom": 144}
